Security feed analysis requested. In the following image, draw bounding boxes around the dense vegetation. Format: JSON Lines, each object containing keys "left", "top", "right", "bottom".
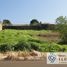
{"left": 0, "top": 16, "right": 67, "bottom": 52}
{"left": 56, "top": 16, "right": 67, "bottom": 44}
{"left": 0, "top": 29, "right": 67, "bottom": 52}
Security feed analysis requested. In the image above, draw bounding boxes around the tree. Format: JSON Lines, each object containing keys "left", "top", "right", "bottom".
{"left": 3, "top": 19, "right": 12, "bottom": 26}
{"left": 30, "top": 19, "right": 40, "bottom": 25}
{"left": 56, "top": 16, "right": 67, "bottom": 44}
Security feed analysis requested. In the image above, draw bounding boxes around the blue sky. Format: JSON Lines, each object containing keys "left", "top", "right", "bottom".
{"left": 0, "top": 0, "right": 67, "bottom": 24}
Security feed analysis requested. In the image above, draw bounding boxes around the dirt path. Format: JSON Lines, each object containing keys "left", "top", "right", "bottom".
{"left": 0, "top": 60, "right": 67, "bottom": 67}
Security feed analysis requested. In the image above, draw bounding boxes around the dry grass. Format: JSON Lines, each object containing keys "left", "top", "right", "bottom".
{"left": 35, "top": 32, "right": 60, "bottom": 42}
{"left": 0, "top": 51, "right": 46, "bottom": 61}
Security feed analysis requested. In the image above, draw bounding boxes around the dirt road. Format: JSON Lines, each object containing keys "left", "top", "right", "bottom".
{"left": 0, "top": 60, "right": 67, "bottom": 67}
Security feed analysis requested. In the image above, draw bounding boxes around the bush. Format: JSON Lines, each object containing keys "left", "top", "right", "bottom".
{"left": 13, "top": 41, "right": 31, "bottom": 51}
{"left": 48, "top": 43, "right": 62, "bottom": 52}
{"left": 39, "top": 42, "right": 62, "bottom": 52}
{"left": 39, "top": 43, "right": 50, "bottom": 52}
{"left": 30, "top": 42, "right": 40, "bottom": 51}
{"left": 0, "top": 44, "right": 12, "bottom": 52}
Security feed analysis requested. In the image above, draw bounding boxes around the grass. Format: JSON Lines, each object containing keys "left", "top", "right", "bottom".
{"left": 0, "top": 29, "right": 67, "bottom": 52}
{"left": 0, "top": 29, "right": 52, "bottom": 44}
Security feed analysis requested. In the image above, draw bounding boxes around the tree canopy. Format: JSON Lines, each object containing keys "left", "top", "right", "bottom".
{"left": 56, "top": 16, "right": 67, "bottom": 44}
{"left": 30, "top": 19, "right": 40, "bottom": 25}
{"left": 3, "top": 19, "right": 12, "bottom": 26}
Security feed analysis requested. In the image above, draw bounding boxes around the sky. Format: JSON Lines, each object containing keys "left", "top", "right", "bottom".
{"left": 0, "top": 0, "right": 67, "bottom": 24}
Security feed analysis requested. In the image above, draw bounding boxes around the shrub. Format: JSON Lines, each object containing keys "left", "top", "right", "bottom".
{"left": 13, "top": 41, "right": 31, "bottom": 51}
{"left": 39, "top": 43, "right": 50, "bottom": 52}
{"left": 39, "top": 42, "right": 62, "bottom": 52}
{"left": 48, "top": 43, "right": 62, "bottom": 52}
{"left": 0, "top": 44, "right": 12, "bottom": 52}
{"left": 56, "top": 16, "right": 67, "bottom": 44}
{"left": 30, "top": 42, "right": 40, "bottom": 51}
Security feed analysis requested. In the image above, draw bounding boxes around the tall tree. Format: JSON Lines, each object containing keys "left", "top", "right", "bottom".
{"left": 56, "top": 16, "right": 67, "bottom": 44}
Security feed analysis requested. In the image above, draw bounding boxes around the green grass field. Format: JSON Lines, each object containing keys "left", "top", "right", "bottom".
{"left": 0, "top": 29, "right": 67, "bottom": 52}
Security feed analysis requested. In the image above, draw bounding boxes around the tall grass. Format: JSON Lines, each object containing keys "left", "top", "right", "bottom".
{"left": 0, "top": 29, "right": 66, "bottom": 52}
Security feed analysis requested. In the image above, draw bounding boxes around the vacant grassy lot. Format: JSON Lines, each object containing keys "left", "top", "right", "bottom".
{"left": 0, "top": 29, "right": 67, "bottom": 52}
{"left": 0, "top": 29, "right": 59, "bottom": 44}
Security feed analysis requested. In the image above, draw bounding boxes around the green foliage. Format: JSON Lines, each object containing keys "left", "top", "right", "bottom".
{"left": 47, "top": 43, "right": 62, "bottom": 52}
{"left": 56, "top": 16, "right": 67, "bottom": 44}
{"left": 0, "top": 29, "right": 50, "bottom": 44}
{"left": 0, "top": 44, "right": 12, "bottom": 52}
{"left": 13, "top": 41, "right": 31, "bottom": 51}
{"left": 0, "top": 29, "right": 67, "bottom": 52}
{"left": 30, "top": 19, "right": 40, "bottom": 25}
{"left": 29, "top": 38, "right": 44, "bottom": 44}
{"left": 3, "top": 19, "right": 12, "bottom": 26}
{"left": 30, "top": 42, "right": 40, "bottom": 51}
{"left": 0, "top": 40, "right": 66, "bottom": 52}
{"left": 39, "top": 42, "right": 62, "bottom": 52}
